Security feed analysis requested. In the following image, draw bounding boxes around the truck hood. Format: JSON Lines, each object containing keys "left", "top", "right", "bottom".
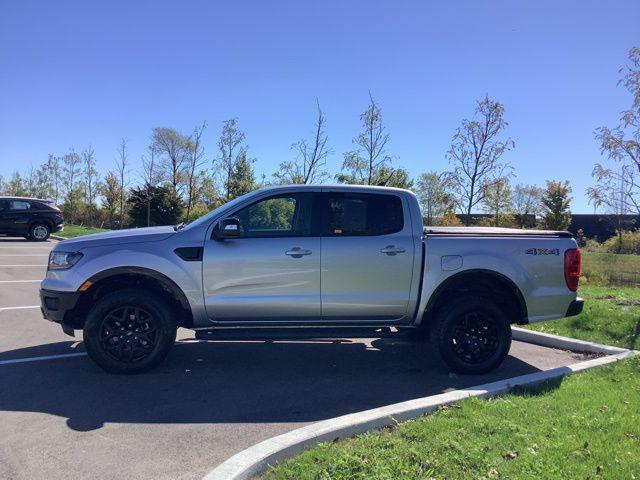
{"left": 54, "top": 226, "right": 176, "bottom": 250}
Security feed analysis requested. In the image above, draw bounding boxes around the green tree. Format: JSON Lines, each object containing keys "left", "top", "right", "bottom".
{"left": 217, "top": 118, "right": 256, "bottom": 201}
{"left": 127, "top": 185, "right": 183, "bottom": 227}
{"left": 415, "top": 171, "right": 455, "bottom": 225}
{"left": 62, "top": 149, "right": 83, "bottom": 224}
{"left": 6, "top": 171, "right": 27, "bottom": 196}
{"left": 100, "top": 171, "right": 121, "bottom": 228}
{"left": 541, "top": 180, "right": 572, "bottom": 230}
{"left": 513, "top": 184, "right": 543, "bottom": 228}
{"left": 482, "top": 177, "right": 514, "bottom": 227}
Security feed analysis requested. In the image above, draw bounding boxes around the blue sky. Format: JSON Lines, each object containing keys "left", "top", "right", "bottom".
{"left": 1, "top": 0, "right": 638, "bottom": 212}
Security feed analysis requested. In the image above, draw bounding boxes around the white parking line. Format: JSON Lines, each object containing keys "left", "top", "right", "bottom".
{"left": 0, "top": 352, "right": 87, "bottom": 366}
{"left": 0, "top": 254, "right": 49, "bottom": 257}
{"left": 0, "top": 305, "right": 40, "bottom": 312}
{"left": 0, "top": 280, "right": 41, "bottom": 283}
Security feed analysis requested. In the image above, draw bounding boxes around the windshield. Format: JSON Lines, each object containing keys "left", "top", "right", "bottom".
{"left": 180, "top": 190, "right": 259, "bottom": 231}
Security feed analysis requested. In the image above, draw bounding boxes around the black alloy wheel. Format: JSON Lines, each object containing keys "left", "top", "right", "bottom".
{"left": 98, "top": 306, "right": 158, "bottom": 363}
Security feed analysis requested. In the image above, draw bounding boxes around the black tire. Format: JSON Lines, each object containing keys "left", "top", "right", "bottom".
{"left": 430, "top": 295, "right": 512, "bottom": 374}
{"left": 28, "top": 223, "right": 50, "bottom": 241}
{"left": 83, "top": 289, "right": 177, "bottom": 374}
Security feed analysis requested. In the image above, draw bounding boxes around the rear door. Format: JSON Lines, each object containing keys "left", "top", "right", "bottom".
{"left": 5, "top": 200, "right": 31, "bottom": 235}
{"left": 0, "top": 200, "right": 9, "bottom": 232}
{"left": 203, "top": 191, "right": 321, "bottom": 322}
{"left": 320, "top": 190, "right": 415, "bottom": 321}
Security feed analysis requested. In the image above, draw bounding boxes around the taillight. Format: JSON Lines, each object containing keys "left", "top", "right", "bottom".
{"left": 564, "top": 248, "right": 581, "bottom": 292}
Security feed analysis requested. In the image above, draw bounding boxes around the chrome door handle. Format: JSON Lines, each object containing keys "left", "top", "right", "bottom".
{"left": 285, "top": 247, "right": 312, "bottom": 258}
{"left": 380, "top": 245, "right": 405, "bottom": 255}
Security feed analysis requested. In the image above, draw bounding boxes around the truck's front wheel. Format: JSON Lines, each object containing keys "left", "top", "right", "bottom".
{"left": 430, "top": 295, "right": 511, "bottom": 374}
{"left": 83, "top": 289, "right": 177, "bottom": 374}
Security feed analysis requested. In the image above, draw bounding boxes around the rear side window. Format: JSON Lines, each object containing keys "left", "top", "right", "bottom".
{"left": 9, "top": 200, "right": 30, "bottom": 210}
{"left": 324, "top": 193, "right": 404, "bottom": 236}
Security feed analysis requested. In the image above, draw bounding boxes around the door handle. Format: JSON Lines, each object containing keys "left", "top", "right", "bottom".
{"left": 380, "top": 245, "right": 405, "bottom": 255}
{"left": 285, "top": 247, "right": 312, "bottom": 258}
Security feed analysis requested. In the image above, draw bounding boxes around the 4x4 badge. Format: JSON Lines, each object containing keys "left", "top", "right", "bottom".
{"left": 526, "top": 248, "right": 560, "bottom": 256}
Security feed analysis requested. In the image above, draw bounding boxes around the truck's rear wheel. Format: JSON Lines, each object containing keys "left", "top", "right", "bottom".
{"left": 83, "top": 289, "right": 177, "bottom": 374}
{"left": 430, "top": 295, "right": 511, "bottom": 374}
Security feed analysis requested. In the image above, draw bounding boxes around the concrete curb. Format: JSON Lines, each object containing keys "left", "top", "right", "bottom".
{"left": 50, "top": 235, "right": 66, "bottom": 241}
{"left": 511, "top": 326, "right": 629, "bottom": 355}
{"left": 203, "top": 330, "right": 637, "bottom": 480}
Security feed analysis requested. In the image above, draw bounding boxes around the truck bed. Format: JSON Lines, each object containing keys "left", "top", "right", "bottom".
{"left": 423, "top": 226, "right": 573, "bottom": 238}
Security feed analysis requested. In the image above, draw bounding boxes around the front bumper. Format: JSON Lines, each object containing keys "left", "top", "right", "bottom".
{"left": 565, "top": 297, "right": 584, "bottom": 317}
{"left": 40, "top": 288, "right": 81, "bottom": 333}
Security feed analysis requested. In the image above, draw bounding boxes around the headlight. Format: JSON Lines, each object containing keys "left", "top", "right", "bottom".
{"left": 48, "top": 251, "right": 83, "bottom": 270}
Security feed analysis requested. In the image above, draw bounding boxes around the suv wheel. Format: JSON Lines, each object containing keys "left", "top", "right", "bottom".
{"left": 83, "top": 289, "right": 177, "bottom": 374}
{"left": 430, "top": 295, "right": 512, "bottom": 374}
{"left": 29, "top": 223, "right": 50, "bottom": 241}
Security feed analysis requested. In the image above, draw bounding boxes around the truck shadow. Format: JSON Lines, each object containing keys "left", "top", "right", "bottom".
{"left": 0, "top": 336, "right": 544, "bottom": 432}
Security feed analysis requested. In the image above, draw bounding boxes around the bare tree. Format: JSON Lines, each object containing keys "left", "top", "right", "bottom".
{"left": 592, "top": 46, "right": 639, "bottom": 217}
{"left": 141, "top": 146, "right": 158, "bottom": 227}
{"left": 25, "top": 165, "right": 37, "bottom": 197}
{"left": 115, "top": 139, "right": 129, "bottom": 228}
{"left": 82, "top": 146, "right": 99, "bottom": 226}
{"left": 336, "top": 94, "right": 398, "bottom": 185}
{"left": 184, "top": 122, "right": 207, "bottom": 222}
{"left": 152, "top": 127, "right": 189, "bottom": 198}
{"left": 274, "top": 100, "right": 332, "bottom": 184}
{"left": 444, "top": 96, "right": 514, "bottom": 225}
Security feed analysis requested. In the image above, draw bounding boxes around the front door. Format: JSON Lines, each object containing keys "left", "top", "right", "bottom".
{"left": 320, "top": 191, "right": 415, "bottom": 321}
{"left": 203, "top": 191, "right": 321, "bottom": 322}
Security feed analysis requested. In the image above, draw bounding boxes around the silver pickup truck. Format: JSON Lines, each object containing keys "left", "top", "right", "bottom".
{"left": 40, "top": 185, "right": 583, "bottom": 374}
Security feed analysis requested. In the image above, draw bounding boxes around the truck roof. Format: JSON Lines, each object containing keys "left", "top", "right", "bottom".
{"left": 258, "top": 184, "right": 413, "bottom": 194}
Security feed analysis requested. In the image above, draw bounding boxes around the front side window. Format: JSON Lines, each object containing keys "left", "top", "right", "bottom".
{"left": 324, "top": 193, "right": 403, "bottom": 236}
{"left": 10, "top": 200, "right": 30, "bottom": 210}
{"left": 234, "top": 193, "right": 313, "bottom": 237}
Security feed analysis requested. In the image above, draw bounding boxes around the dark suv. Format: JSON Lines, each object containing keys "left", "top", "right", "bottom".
{"left": 0, "top": 197, "right": 64, "bottom": 241}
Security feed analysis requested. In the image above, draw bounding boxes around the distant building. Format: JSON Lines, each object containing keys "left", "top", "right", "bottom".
{"left": 568, "top": 214, "right": 639, "bottom": 242}
{"left": 453, "top": 213, "right": 536, "bottom": 228}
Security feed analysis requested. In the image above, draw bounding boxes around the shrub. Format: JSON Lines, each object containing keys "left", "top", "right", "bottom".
{"left": 601, "top": 230, "right": 640, "bottom": 254}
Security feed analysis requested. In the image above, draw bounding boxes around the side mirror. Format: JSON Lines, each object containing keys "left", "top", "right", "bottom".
{"left": 214, "top": 217, "right": 241, "bottom": 240}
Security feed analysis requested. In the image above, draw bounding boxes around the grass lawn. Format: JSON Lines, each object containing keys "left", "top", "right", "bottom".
{"left": 56, "top": 225, "right": 109, "bottom": 238}
{"left": 525, "top": 284, "right": 640, "bottom": 350}
{"left": 263, "top": 280, "right": 640, "bottom": 479}
{"left": 264, "top": 355, "right": 640, "bottom": 480}
{"left": 581, "top": 251, "right": 640, "bottom": 287}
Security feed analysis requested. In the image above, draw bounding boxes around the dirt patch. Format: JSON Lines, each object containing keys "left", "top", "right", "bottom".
{"left": 616, "top": 299, "right": 640, "bottom": 307}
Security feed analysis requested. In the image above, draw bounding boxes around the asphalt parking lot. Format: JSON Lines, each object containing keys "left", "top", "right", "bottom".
{"left": 0, "top": 236, "right": 591, "bottom": 480}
